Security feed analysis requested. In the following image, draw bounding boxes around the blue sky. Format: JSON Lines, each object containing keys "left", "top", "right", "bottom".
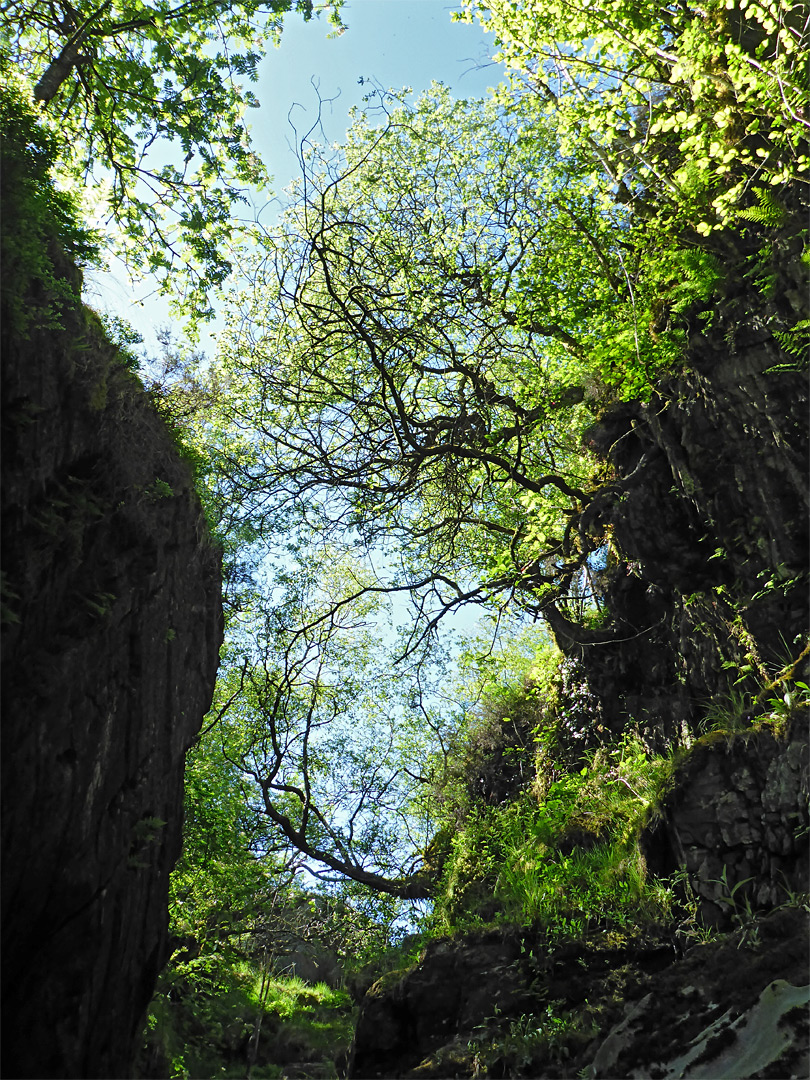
{"left": 88, "top": 1, "right": 501, "bottom": 353}
{"left": 257, "top": 1, "right": 500, "bottom": 189}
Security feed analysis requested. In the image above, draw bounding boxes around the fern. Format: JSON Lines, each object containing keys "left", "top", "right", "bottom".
{"left": 770, "top": 318, "right": 810, "bottom": 368}
{"left": 669, "top": 250, "right": 722, "bottom": 310}
{"left": 738, "top": 187, "right": 787, "bottom": 227}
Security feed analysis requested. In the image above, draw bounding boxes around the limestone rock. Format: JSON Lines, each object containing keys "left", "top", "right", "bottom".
{"left": 349, "top": 930, "right": 527, "bottom": 1078}
{"left": 571, "top": 272, "right": 809, "bottom": 751}
{"left": 1, "top": 242, "right": 222, "bottom": 1076}
{"left": 349, "top": 909, "right": 809, "bottom": 1079}
{"left": 657, "top": 721, "right": 809, "bottom": 926}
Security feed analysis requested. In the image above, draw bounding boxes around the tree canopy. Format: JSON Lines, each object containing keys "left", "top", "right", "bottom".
{"left": 2, "top": 0, "right": 343, "bottom": 315}
{"left": 459, "top": 0, "right": 809, "bottom": 233}
{"left": 209, "top": 86, "right": 684, "bottom": 643}
{"left": 161, "top": 0, "right": 806, "bottom": 907}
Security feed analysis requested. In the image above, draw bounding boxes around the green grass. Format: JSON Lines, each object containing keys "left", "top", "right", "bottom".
{"left": 141, "top": 963, "right": 354, "bottom": 1080}
{"left": 433, "top": 734, "right": 680, "bottom": 938}
{"left": 236, "top": 967, "right": 349, "bottom": 1016}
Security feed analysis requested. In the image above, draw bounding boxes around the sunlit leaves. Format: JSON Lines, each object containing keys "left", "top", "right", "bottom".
{"left": 461, "top": 0, "right": 809, "bottom": 232}
{"left": 210, "top": 85, "right": 687, "bottom": 637}
{"left": 2, "top": 0, "right": 344, "bottom": 319}
{"left": 194, "top": 543, "right": 454, "bottom": 897}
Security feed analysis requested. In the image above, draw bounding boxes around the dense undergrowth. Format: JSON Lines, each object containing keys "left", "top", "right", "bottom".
{"left": 431, "top": 638, "right": 809, "bottom": 940}
{"left": 471, "top": 645, "right": 801, "bottom": 995}
{"left": 141, "top": 965, "right": 354, "bottom": 1079}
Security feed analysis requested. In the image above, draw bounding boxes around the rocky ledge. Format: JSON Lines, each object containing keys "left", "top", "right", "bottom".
{"left": 350, "top": 906, "right": 809, "bottom": 1079}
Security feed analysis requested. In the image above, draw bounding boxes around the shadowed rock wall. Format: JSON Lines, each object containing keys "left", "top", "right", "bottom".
{"left": 572, "top": 241, "right": 809, "bottom": 749}
{"left": 1, "top": 238, "right": 223, "bottom": 1077}
{"left": 654, "top": 717, "right": 809, "bottom": 924}
{"left": 349, "top": 909, "right": 809, "bottom": 1079}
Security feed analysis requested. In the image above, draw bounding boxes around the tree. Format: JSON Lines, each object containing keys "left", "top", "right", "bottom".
{"left": 186, "top": 27, "right": 805, "bottom": 896}
{"left": 117, "top": 5, "right": 804, "bottom": 908}
{"left": 457, "top": 0, "right": 809, "bottom": 233}
{"left": 202, "top": 548, "right": 460, "bottom": 901}
{"left": 211, "top": 84, "right": 687, "bottom": 655}
{"left": 2, "top": 0, "right": 344, "bottom": 318}
{"left": 170, "top": 703, "right": 294, "bottom": 958}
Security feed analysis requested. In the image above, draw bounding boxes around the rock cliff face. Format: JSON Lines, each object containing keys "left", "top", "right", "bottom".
{"left": 652, "top": 718, "right": 808, "bottom": 925}
{"left": 351, "top": 910, "right": 809, "bottom": 1080}
{"left": 543, "top": 224, "right": 810, "bottom": 930}
{"left": 348, "top": 232, "right": 809, "bottom": 1077}
{"left": 1, "top": 239, "right": 223, "bottom": 1075}
{"left": 567, "top": 234, "right": 808, "bottom": 750}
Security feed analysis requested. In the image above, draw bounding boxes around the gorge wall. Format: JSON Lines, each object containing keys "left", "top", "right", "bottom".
{"left": 559, "top": 223, "right": 808, "bottom": 751}
{"left": 1, "top": 137, "right": 223, "bottom": 1076}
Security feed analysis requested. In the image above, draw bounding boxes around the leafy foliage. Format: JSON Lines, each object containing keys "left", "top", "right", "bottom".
{"left": 3, "top": 0, "right": 344, "bottom": 319}
{"left": 702, "top": 639, "right": 810, "bottom": 740}
{"left": 431, "top": 663, "right": 679, "bottom": 937}
{"left": 467, "top": 1002, "right": 585, "bottom": 1077}
{"left": 458, "top": 0, "right": 809, "bottom": 233}
{"left": 210, "top": 81, "right": 705, "bottom": 666}
{"left": 141, "top": 962, "right": 353, "bottom": 1079}
{"left": 183, "top": 0, "right": 807, "bottom": 916}
{"left": 0, "top": 84, "right": 99, "bottom": 332}
{"left": 162, "top": 0, "right": 806, "bottom": 917}
{"left": 737, "top": 185, "right": 790, "bottom": 226}
{"left": 772, "top": 318, "right": 810, "bottom": 361}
